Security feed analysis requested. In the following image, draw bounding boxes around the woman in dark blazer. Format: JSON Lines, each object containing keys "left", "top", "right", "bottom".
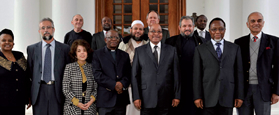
{"left": 63, "top": 39, "right": 97, "bottom": 115}
{"left": 0, "top": 29, "right": 31, "bottom": 115}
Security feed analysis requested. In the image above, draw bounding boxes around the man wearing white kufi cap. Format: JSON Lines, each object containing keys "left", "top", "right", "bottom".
{"left": 118, "top": 20, "right": 148, "bottom": 115}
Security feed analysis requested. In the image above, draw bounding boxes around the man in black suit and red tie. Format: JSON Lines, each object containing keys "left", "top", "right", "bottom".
{"left": 234, "top": 12, "right": 279, "bottom": 115}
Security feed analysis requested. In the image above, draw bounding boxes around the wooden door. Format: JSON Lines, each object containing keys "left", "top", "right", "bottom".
{"left": 95, "top": 0, "right": 186, "bottom": 37}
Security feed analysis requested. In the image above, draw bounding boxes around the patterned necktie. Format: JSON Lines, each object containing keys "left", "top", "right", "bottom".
{"left": 153, "top": 46, "right": 158, "bottom": 64}
{"left": 43, "top": 44, "right": 51, "bottom": 83}
{"left": 253, "top": 36, "right": 258, "bottom": 42}
{"left": 215, "top": 43, "right": 222, "bottom": 61}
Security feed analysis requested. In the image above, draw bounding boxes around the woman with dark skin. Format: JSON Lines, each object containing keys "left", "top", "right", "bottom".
{"left": 0, "top": 29, "right": 31, "bottom": 115}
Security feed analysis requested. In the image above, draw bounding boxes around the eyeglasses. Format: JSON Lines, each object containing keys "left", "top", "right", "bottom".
{"left": 149, "top": 30, "right": 162, "bottom": 34}
{"left": 106, "top": 36, "right": 120, "bottom": 40}
{"left": 210, "top": 28, "right": 225, "bottom": 32}
{"left": 40, "top": 26, "right": 53, "bottom": 30}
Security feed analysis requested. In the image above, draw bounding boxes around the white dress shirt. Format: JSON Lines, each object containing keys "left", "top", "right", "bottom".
{"left": 211, "top": 39, "right": 224, "bottom": 53}
{"left": 150, "top": 42, "right": 161, "bottom": 64}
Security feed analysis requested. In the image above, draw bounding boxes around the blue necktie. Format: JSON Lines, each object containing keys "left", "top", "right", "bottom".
{"left": 215, "top": 43, "right": 222, "bottom": 61}
{"left": 43, "top": 44, "right": 51, "bottom": 83}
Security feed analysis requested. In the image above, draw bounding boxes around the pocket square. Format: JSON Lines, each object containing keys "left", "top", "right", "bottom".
{"left": 266, "top": 47, "right": 271, "bottom": 50}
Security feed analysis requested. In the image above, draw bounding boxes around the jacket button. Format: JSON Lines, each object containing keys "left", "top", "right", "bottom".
{"left": 248, "top": 62, "right": 250, "bottom": 63}
{"left": 16, "top": 89, "right": 18, "bottom": 91}
{"left": 16, "top": 79, "right": 18, "bottom": 81}
{"left": 117, "top": 75, "right": 119, "bottom": 78}
{"left": 16, "top": 69, "right": 18, "bottom": 71}
{"left": 247, "top": 71, "right": 249, "bottom": 72}
{"left": 247, "top": 80, "right": 249, "bottom": 82}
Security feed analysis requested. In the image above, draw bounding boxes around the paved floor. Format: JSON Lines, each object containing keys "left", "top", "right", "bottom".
{"left": 26, "top": 103, "right": 279, "bottom": 115}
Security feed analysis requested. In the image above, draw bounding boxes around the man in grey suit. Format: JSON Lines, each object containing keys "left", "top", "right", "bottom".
{"left": 132, "top": 23, "right": 180, "bottom": 115}
{"left": 144, "top": 10, "right": 170, "bottom": 43}
{"left": 27, "top": 18, "right": 70, "bottom": 115}
{"left": 91, "top": 17, "right": 112, "bottom": 50}
{"left": 193, "top": 18, "right": 244, "bottom": 115}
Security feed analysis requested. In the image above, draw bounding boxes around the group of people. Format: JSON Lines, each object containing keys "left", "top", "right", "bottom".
{"left": 0, "top": 10, "right": 278, "bottom": 115}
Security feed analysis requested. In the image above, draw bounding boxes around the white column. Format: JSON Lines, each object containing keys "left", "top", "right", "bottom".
{"left": 267, "top": 0, "right": 279, "bottom": 37}
{"left": 52, "top": 0, "right": 77, "bottom": 42}
{"left": 77, "top": 0, "right": 96, "bottom": 34}
{"left": 14, "top": 0, "right": 40, "bottom": 55}
{"left": 40, "top": 0, "right": 52, "bottom": 19}
{"left": 229, "top": 0, "right": 243, "bottom": 42}
{"left": 204, "top": 0, "right": 230, "bottom": 41}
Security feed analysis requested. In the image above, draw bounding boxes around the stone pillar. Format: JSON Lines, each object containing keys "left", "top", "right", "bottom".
{"left": 52, "top": 0, "right": 77, "bottom": 42}
{"left": 14, "top": 0, "right": 40, "bottom": 55}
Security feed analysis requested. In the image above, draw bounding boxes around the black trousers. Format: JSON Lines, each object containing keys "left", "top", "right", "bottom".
{"left": 237, "top": 84, "right": 271, "bottom": 115}
{"left": 141, "top": 107, "right": 169, "bottom": 115}
{"left": 33, "top": 84, "right": 63, "bottom": 115}
{"left": 202, "top": 103, "right": 233, "bottom": 115}
{"left": 99, "top": 106, "right": 126, "bottom": 115}
{"left": 0, "top": 105, "right": 25, "bottom": 115}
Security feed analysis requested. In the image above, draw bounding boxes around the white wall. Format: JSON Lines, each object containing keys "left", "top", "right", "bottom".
{"left": 0, "top": 0, "right": 279, "bottom": 54}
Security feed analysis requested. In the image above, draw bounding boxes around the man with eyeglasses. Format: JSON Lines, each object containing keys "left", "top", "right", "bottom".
{"left": 131, "top": 23, "right": 180, "bottom": 115}
{"left": 27, "top": 18, "right": 70, "bottom": 115}
{"left": 165, "top": 16, "right": 204, "bottom": 115}
{"left": 193, "top": 17, "right": 244, "bottom": 115}
{"left": 144, "top": 10, "right": 170, "bottom": 43}
{"left": 64, "top": 14, "right": 92, "bottom": 47}
{"left": 92, "top": 30, "right": 131, "bottom": 115}
{"left": 118, "top": 20, "right": 148, "bottom": 115}
{"left": 234, "top": 12, "right": 279, "bottom": 115}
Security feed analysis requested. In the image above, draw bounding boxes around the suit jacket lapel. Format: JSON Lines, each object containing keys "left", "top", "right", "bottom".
{"left": 146, "top": 43, "right": 158, "bottom": 67}
{"left": 36, "top": 41, "right": 42, "bottom": 72}
{"left": 54, "top": 41, "right": 61, "bottom": 69}
{"left": 103, "top": 47, "right": 116, "bottom": 64}
{"left": 206, "top": 41, "right": 219, "bottom": 60}
{"left": 258, "top": 33, "right": 268, "bottom": 58}
{"left": 158, "top": 44, "right": 166, "bottom": 66}
{"left": 221, "top": 40, "right": 229, "bottom": 62}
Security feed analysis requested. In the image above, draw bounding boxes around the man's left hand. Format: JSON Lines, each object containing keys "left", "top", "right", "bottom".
{"left": 271, "top": 94, "right": 279, "bottom": 105}
{"left": 234, "top": 99, "right": 243, "bottom": 108}
{"left": 172, "top": 99, "right": 180, "bottom": 107}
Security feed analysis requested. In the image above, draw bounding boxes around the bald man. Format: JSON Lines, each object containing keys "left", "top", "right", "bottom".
{"left": 64, "top": 14, "right": 92, "bottom": 46}
{"left": 234, "top": 12, "right": 279, "bottom": 115}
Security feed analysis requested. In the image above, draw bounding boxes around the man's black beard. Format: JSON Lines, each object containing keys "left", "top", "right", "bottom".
{"left": 103, "top": 26, "right": 111, "bottom": 31}
{"left": 181, "top": 32, "right": 193, "bottom": 39}
{"left": 43, "top": 35, "right": 53, "bottom": 40}
{"left": 132, "top": 35, "right": 143, "bottom": 41}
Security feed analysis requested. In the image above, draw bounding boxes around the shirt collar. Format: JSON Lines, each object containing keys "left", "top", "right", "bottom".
{"left": 250, "top": 31, "right": 262, "bottom": 40}
{"left": 42, "top": 39, "right": 55, "bottom": 47}
{"left": 103, "top": 30, "right": 108, "bottom": 37}
{"left": 211, "top": 38, "right": 224, "bottom": 46}
{"left": 197, "top": 28, "right": 206, "bottom": 33}
{"left": 150, "top": 41, "right": 161, "bottom": 49}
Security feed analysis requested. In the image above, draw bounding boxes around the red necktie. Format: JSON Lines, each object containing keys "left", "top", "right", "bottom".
{"left": 253, "top": 36, "right": 258, "bottom": 42}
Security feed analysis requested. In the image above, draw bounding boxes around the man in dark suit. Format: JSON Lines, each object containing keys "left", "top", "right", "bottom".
{"left": 91, "top": 17, "right": 112, "bottom": 50}
{"left": 234, "top": 12, "right": 279, "bottom": 115}
{"left": 166, "top": 16, "right": 204, "bottom": 115}
{"left": 193, "top": 18, "right": 244, "bottom": 115}
{"left": 132, "top": 23, "right": 180, "bottom": 115}
{"left": 193, "top": 15, "right": 211, "bottom": 42}
{"left": 27, "top": 18, "right": 70, "bottom": 115}
{"left": 144, "top": 10, "right": 170, "bottom": 43}
{"left": 64, "top": 14, "right": 92, "bottom": 46}
{"left": 92, "top": 30, "right": 131, "bottom": 115}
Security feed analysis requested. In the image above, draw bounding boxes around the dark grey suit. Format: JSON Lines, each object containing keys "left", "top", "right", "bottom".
{"left": 193, "top": 40, "right": 244, "bottom": 114}
{"left": 131, "top": 43, "right": 180, "bottom": 114}
{"left": 144, "top": 28, "right": 170, "bottom": 43}
{"left": 27, "top": 40, "right": 70, "bottom": 115}
{"left": 91, "top": 31, "right": 106, "bottom": 51}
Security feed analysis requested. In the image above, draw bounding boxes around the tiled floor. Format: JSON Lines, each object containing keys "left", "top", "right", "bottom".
{"left": 26, "top": 103, "right": 279, "bottom": 115}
